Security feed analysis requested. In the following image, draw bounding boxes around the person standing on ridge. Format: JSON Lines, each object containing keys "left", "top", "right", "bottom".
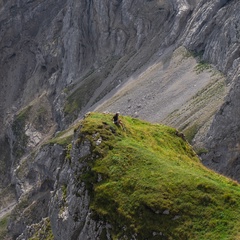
{"left": 113, "top": 112, "right": 124, "bottom": 128}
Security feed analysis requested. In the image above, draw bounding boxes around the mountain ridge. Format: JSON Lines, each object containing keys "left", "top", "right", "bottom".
{"left": 3, "top": 112, "right": 240, "bottom": 239}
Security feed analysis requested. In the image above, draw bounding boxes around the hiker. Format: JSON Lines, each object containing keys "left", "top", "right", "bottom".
{"left": 113, "top": 112, "right": 123, "bottom": 128}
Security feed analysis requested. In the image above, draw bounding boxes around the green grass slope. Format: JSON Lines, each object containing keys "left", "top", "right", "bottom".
{"left": 77, "top": 112, "right": 240, "bottom": 240}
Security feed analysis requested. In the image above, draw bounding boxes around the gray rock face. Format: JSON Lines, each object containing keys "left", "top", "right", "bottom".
{"left": 180, "top": 0, "right": 240, "bottom": 180}
{"left": 8, "top": 124, "right": 112, "bottom": 239}
{"left": 8, "top": 143, "right": 64, "bottom": 238}
{"left": 0, "top": 0, "right": 194, "bottom": 130}
{"left": 48, "top": 133, "right": 111, "bottom": 240}
{"left": 1, "top": 0, "right": 240, "bottom": 238}
{"left": 183, "top": 0, "right": 237, "bottom": 74}
{"left": 202, "top": 77, "right": 240, "bottom": 181}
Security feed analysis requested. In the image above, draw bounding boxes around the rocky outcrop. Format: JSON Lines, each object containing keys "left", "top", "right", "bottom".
{"left": 8, "top": 143, "right": 63, "bottom": 238}
{"left": 48, "top": 133, "right": 111, "bottom": 240}
{"left": 7, "top": 120, "right": 113, "bottom": 240}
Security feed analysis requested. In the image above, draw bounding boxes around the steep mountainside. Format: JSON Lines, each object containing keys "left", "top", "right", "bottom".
{"left": 0, "top": 0, "right": 240, "bottom": 238}
{"left": 3, "top": 112, "right": 240, "bottom": 240}
{"left": 0, "top": 0, "right": 239, "bottom": 184}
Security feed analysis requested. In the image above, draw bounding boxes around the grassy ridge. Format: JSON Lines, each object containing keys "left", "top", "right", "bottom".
{"left": 78, "top": 112, "right": 240, "bottom": 239}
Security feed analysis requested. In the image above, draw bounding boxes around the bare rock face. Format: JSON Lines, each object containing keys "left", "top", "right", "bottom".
{"left": 7, "top": 142, "right": 64, "bottom": 239}
{"left": 179, "top": 0, "right": 240, "bottom": 180}
{"left": 0, "top": 0, "right": 187, "bottom": 185}
{"left": 8, "top": 123, "right": 112, "bottom": 240}
{"left": 0, "top": 0, "right": 173, "bottom": 125}
{"left": 0, "top": 0, "right": 198, "bottom": 125}
{"left": 48, "top": 133, "right": 112, "bottom": 240}
{"left": 202, "top": 78, "right": 240, "bottom": 181}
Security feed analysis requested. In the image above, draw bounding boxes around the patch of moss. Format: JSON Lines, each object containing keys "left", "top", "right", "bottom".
{"left": 194, "top": 60, "right": 212, "bottom": 74}
{"left": 33, "top": 107, "right": 48, "bottom": 129}
{"left": 183, "top": 123, "right": 199, "bottom": 143}
{"left": 65, "top": 143, "right": 72, "bottom": 162}
{"left": 0, "top": 214, "right": 10, "bottom": 239}
{"left": 28, "top": 218, "right": 54, "bottom": 240}
{"left": 195, "top": 147, "right": 208, "bottom": 156}
{"left": 63, "top": 69, "right": 104, "bottom": 122}
{"left": 61, "top": 184, "right": 67, "bottom": 202}
{"left": 12, "top": 106, "right": 32, "bottom": 157}
{"left": 47, "top": 135, "right": 72, "bottom": 147}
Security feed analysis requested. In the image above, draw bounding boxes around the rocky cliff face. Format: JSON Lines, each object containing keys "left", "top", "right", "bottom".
{"left": 0, "top": 0, "right": 177, "bottom": 129}
{"left": 0, "top": 0, "right": 187, "bottom": 181}
{"left": 8, "top": 119, "right": 113, "bottom": 240}
{"left": 1, "top": 0, "right": 240, "bottom": 238}
{"left": 0, "top": 0, "right": 183, "bottom": 187}
{"left": 181, "top": 0, "right": 240, "bottom": 181}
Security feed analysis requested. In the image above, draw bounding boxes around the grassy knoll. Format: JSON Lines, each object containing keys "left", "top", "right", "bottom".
{"left": 77, "top": 112, "right": 240, "bottom": 240}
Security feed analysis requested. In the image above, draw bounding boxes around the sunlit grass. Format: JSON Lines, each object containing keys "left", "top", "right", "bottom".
{"left": 77, "top": 112, "right": 240, "bottom": 239}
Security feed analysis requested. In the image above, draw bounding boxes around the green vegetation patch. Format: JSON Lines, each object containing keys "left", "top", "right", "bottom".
{"left": 76, "top": 112, "right": 240, "bottom": 239}
{"left": 183, "top": 123, "right": 199, "bottom": 143}
{"left": 194, "top": 60, "right": 212, "bottom": 74}
{"left": 12, "top": 106, "right": 32, "bottom": 157}
{"left": 28, "top": 217, "right": 54, "bottom": 240}
{"left": 33, "top": 106, "right": 48, "bottom": 131}
{"left": 47, "top": 134, "right": 72, "bottom": 147}
{"left": 0, "top": 214, "right": 10, "bottom": 239}
{"left": 46, "top": 125, "right": 76, "bottom": 147}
